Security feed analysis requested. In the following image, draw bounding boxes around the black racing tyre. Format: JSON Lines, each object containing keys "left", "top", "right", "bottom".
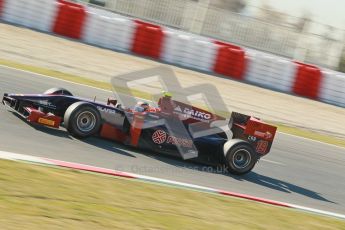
{"left": 44, "top": 87, "right": 73, "bottom": 96}
{"left": 225, "top": 141, "right": 258, "bottom": 175}
{"left": 64, "top": 102, "right": 101, "bottom": 138}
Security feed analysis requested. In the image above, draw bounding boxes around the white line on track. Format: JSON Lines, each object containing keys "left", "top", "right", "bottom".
{"left": 260, "top": 159, "right": 285, "bottom": 165}
{"left": 1, "top": 64, "right": 344, "bottom": 151}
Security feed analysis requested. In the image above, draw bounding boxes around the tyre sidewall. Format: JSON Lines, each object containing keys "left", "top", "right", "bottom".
{"left": 64, "top": 102, "right": 101, "bottom": 138}
{"left": 226, "top": 143, "right": 257, "bottom": 175}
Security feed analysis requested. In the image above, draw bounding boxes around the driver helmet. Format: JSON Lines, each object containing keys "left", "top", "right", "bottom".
{"left": 134, "top": 101, "right": 150, "bottom": 112}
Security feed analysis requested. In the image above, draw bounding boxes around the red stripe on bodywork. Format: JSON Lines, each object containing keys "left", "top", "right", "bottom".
{"left": 25, "top": 107, "right": 61, "bottom": 128}
{"left": 100, "top": 123, "right": 128, "bottom": 142}
{"left": 130, "top": 113, "right": 145, "bottom": 147}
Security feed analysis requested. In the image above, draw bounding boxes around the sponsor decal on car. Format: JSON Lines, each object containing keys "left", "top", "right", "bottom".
{"left": 37, "top": 100, "right": 56, "bottom": 109}
{"left": 174, "top": 106, "right": 182, "bottom": 112}
{"left": 152, "top": 130, "right": 167, "bottom": 144}
{"left": 97, "top": 106, "right": 117, "bottom": 114}
{"left": 254, "top": 130, "right": 273, "bottom": 140}
{"left": 152, "top": 130, "right": 193, "bottom": 148}
{"left": 173, "top": 106, "right": 212, "bottom": 122}
{"left": 248, "top": 135, "right": 257, "bottom": 142}
{"left": 166, "top": 136, "right": 193, "bottom": 148}
{"left": 184, "top": 108, "right": 211, "bottom": 120}
{"left": 256, "top": 140, "right": 268, "bottom": 154}
{"left": 38, "top": 117, "right": 55, "bottom": 126}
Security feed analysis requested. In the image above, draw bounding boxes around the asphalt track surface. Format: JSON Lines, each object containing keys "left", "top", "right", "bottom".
{"left": 1, "top": 65, "right": 345, "bottom": 215}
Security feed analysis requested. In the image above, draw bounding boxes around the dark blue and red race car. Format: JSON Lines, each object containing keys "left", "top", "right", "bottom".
{"left": 2, "top": 87, "right": 277, "bottom": 175}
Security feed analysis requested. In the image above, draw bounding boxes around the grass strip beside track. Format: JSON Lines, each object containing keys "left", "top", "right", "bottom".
{"left": 1, "top": 58, "right": 345, "bottom": 148}
{"left": 274, "top": 124, "right": 345, "bottom": 148}
{"left": 0, "top": 159, "right": 344, "bottom": 229}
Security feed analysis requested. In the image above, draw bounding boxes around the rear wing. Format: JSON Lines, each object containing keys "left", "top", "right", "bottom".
{"left": 231, "top": 112, "right": 277, "bottom": 155}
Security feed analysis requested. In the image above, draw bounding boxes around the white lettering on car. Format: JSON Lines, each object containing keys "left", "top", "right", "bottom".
{"left": 183, "top": 108, "right": 212, "bottom": 120}
{"left": 97, "top": 106, "right": 116, "bottom": 114}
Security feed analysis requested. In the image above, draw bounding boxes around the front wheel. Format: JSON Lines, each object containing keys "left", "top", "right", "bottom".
{"left": 64, "top": 102, "right": 101, "bottom": 138}
{"left": 224, "top": 140, "right": 258, "bottom": 175}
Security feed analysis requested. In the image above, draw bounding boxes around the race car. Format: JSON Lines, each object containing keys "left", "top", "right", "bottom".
{"left": 2, "top": 88, "right": 277, "bottom": 175}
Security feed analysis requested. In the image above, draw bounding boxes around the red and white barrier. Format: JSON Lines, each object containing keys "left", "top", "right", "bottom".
{"left": 292, "top": 62, "right": 323, "bottom": 99}
{"left": 0, "top": 0, "right": 344, "bottom": 107}
{"left": 2, "top": 0, "right": 58, "bottom": 32}
{"left": 2, "top": 0, "right": 27, "bottom": 26}
{"left": 83, "top": 12, "right": 135, "bottom": 51}
{"left": 162, "top": 29, "right": 217, "bottom": 71}
{"left": 246, "top": 52, "right": 297, "bottom": 92}
{"left": 320, "top": 71, "right": 345, "bottom": 106}
{"left": 0, "top": 0, "right": 4, "bottom": 17}
{"left": 131, "top": 20, "right": 164, "bottom": 59}
{"left": 213, "top": 41, "right": 246, "bottom": 80}
{"left": 53, "top": 0, "right": 87, "bottom": 39}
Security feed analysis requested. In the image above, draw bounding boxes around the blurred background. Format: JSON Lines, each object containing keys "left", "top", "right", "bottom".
{"left": 73, "top": 0, "right": 345, "bottom": 72}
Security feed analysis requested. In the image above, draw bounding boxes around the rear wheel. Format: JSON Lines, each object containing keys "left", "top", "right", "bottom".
{"left": 44, "top": 87, "right": 73, "bottom": 96}
{"left": 64, "top": 102, "right": 101, "bottom": 138}
{"left": 224, "top": 140, "right": 258, "bottom": 175}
